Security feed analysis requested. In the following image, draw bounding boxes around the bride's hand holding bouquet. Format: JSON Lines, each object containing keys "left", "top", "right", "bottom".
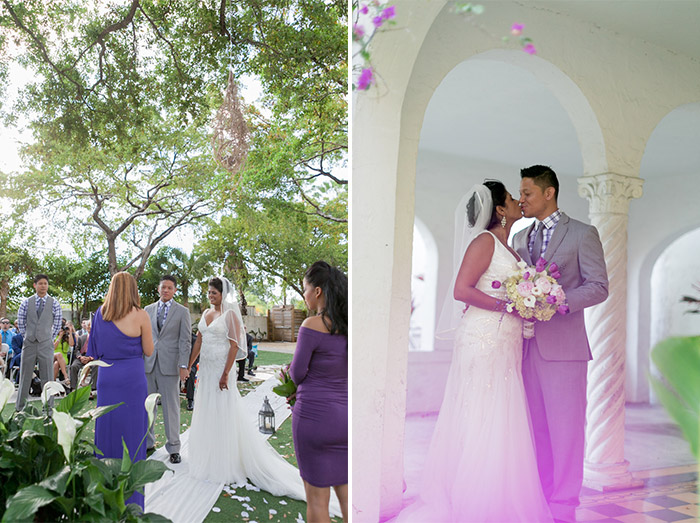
{"left": 492, "top": 256, "right": 569, "bottom": 338}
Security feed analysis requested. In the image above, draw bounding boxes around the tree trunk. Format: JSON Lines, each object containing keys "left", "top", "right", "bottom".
{"left": 0, "top": 278, "right": 9, "bottom": 318}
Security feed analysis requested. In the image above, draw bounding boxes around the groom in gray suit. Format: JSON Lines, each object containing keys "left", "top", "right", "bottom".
{"left": 16, "top": 274, "right": 63, "bottom": 410}
{"left": 513, "top": 165, "right": 608, "bottom": 523}
{"left": 144, "top": 275, "right": 192, "bottom": 463}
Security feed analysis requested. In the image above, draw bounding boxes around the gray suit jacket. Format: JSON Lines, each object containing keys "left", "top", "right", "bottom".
{"left": 512, "top": 212, "right": 608, "bottom": 361}
{"left": 144, "top": 300, "right": 192, "bottom": 375}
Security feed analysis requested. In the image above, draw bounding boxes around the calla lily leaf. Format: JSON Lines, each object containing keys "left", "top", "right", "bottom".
{"left": 0, "top": 376, "right": 15, "bottom": 413}
{"left": 41, "top": 381, "right": 66, "bottom": 405}
{"left": 78, "top": 359, "right": 113, "bottom": 387}
{"left": 145, "top": 393, "right": 161, "bottom": 430}
{"left": 53, "top": 411, "right": 83, "bottom": 461}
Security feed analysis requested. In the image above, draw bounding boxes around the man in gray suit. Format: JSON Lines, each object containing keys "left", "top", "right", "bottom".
{"left": 16, "top": 274, "right": 63, "bottom": 410}
{"left": 144, "top": 275, "right": 192, "bottom": 464}
{"left": 513, "top": 165, "right": 608, "bottom": 523}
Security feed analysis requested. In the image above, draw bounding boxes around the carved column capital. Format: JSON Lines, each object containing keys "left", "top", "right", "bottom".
{"left": 577, "top": 173, "right": 644, "bottom": 215}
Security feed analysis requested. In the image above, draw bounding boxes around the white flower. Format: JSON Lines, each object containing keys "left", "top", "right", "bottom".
{"left": 41, "top": 381, "right": 66, "bottom": 405}
{"left": 516, "top": 261, "right": 527, "bottom": 270}
{"left": 53, "top": 411, "right": 83, "bottom": 461}
{"left": 531, "top": 286, "right": 543, "bottom": 297}
{"left": 524, "top": 296, "right": 536, "bottom": 308}
{"left": 506, "top": 303, "right": 514, "bottom": 313}
{"left": 145, "top": 393, "right": 162, "bottom": 430}
{"left": 0, "top": 376, "right": 15, "bottom": 413}
{"left": 78, "top": 360, "right": 113, "bottom": 386}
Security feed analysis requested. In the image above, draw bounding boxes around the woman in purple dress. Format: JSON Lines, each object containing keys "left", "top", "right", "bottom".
{"left": 290, "top": 261, "right": 348, "bottom": 522}
{"left": 87, "top": 272, "right": 154, "bottom": 509}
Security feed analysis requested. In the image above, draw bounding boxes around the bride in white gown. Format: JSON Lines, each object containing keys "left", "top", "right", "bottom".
{"left": 398, "top": 182, "right": 553, "bottom": 522}
{"left": 186, "top": 276, "right": 307, "bottom": 500}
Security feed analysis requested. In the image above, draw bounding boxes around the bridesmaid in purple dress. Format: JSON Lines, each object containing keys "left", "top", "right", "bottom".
{"left": 290, "top": 261, "right": 348, "bottom": 522}
{"left": 87, "top": 272, "right": 154, "bottom": 509}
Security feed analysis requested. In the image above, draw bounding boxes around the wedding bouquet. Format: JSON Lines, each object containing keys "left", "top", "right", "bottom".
{"left": 272, "top": 364, "right": 297, "bottom": 407}
{"left": 492, "top": 257, "right": 569, "bottom": 338}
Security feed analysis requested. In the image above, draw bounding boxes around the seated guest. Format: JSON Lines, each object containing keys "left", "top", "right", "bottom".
{"left": 8, "top": 331, "right": 23, "bottom": 382}
{"left": 53, "top": 326, "right": 74, "bottom": 385}
{"left": 69, "top": 320, "right": 97, "bottom": 396}
{"left": 1, "top": 318, "right": 15, "bottom": 348}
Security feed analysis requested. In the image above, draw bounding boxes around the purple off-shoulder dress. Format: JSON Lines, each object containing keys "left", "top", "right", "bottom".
{"left": 289, "top": 326, "right": 348, "bottom": 487}
{"left": 87, "top": 308, "right": 148, "bottom": 509}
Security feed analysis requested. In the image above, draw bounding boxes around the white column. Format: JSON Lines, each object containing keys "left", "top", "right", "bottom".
{"left": 577, "top": 172, "right": 644, "bottom": 491}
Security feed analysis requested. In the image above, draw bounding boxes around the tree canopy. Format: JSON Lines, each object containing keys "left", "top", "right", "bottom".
{"left": 0, "top": 0, "right": 347, "bottom": 306}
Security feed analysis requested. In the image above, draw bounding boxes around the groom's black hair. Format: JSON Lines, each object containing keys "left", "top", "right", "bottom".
{"left": 520, "top": 165, "right": 559, "bottom": 201}
{"left": 160, "top": 275, "right": 177, "bottom": 286}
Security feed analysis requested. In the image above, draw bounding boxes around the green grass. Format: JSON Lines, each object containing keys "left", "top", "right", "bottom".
{"left": 254, "top": 349, "right": 295, "bottom": 367}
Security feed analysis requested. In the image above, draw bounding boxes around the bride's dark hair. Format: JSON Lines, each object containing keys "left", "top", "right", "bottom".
{"left": 304, "top": 261, "right": 348, "bottom": 337}
{"left": 208, "top": 277, "right": 224, "bottom": 294}
{"left": 466, "top": 180, "right": 507, "bottom": 229}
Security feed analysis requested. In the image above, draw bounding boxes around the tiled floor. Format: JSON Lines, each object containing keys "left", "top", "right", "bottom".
{"left": 578, "top": 465, "right": 698, "bottom": 522}
{"left": 397, "top": 403, "right": 697, "bottom": 522}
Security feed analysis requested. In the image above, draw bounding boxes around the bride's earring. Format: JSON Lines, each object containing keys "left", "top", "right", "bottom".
{"left": 501, "top": 215, "right": 507, "bottom": 228}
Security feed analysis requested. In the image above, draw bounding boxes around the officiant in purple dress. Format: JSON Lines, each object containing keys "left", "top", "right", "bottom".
{"left": 87, "top": 272, "right": 155, "bottom": 509}
{"left": 290, "top": 261, "right": 348, "bottom": 523}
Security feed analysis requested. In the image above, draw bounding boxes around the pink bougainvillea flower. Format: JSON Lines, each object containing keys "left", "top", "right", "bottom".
{"left": 381, "top": 5, "right": 396, "bottom": 20}
{"left": 523, "top": 43, "right": 537, "bottom": 55}
{"left": 360, "top": 3, "right": 369, "bottom": 14}
{"left": 492, "top": 281, "right": 501, "bottom": 289}
{"left": 511, "top": 23, "right": 524, "bottom": 35}
{"left": 372, "top": 15, "right": 384, "bottom": 27}
{"left": 353, "top": 23, "right": 365, "bottom": 40}
{"left": 357, "top": 67, "right": 374, "bottom": 90}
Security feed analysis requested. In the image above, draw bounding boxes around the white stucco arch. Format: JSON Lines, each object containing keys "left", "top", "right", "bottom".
{"left": 627, "top": 102, "right": 700, "bottom": 402}
{"left": 410, "top": 218, "right": 438, "bottom": 352}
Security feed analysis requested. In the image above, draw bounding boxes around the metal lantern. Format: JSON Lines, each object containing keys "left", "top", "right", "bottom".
{"left": 258, "top": 396, "right": 276, "bottom": 435}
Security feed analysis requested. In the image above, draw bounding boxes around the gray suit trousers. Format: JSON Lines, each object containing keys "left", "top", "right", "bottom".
{"left": 523, "top": 338, "right": 588, "bottom": 523}
{"left": 146, "top": 358, "right": 181, "bottom": 454}
{"left": 16, "top": 339, "right": 53, "bottom": 411}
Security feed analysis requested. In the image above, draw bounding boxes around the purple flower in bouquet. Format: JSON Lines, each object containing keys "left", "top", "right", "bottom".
{"left": 549, "top": 262, "right": 559, "bottom": 273}
{"left": 557, "top": 304, "right": 570, "bottom": 315}
{"left": 546, "top": 295, "right": 557, "bottom": 304}
{"left": 523, "top": 271, "right": 530, "bottom": 281}
{"left": 551, "top": 270, "right": 561, "bottom": 279}
{"left": 535, "top": 257, "right": 547, "bottom": 273}
{"left": 492, "top": 280, "right": 501, "bottom": 289}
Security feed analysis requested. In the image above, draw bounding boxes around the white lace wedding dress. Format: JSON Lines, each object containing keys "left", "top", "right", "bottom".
{"left": 399, "top": 231, "right": 553, "bottom": 522}
{"left": 188, "top": 313, "right": 306, "bottom": 499}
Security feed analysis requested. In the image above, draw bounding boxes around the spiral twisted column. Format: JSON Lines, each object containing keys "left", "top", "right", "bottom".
{"left": 577, "top": 172, "right": 644, "bottom": 491}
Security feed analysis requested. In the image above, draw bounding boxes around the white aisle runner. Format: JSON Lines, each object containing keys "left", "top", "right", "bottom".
{"left": 144, "top": 376, "right": 294, "bottom": 522}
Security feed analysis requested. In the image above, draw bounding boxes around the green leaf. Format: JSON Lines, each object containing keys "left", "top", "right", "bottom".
{"left": 38, "top": 465, "right": 71, "bottom": 494}
{"left": 56, "top": 385, "right": 91, "bottom": 416}
{"left": 2, "top": 485, "right": 56, "bottom": 523}
{"left": 649, "top": 336, "right": 700, "bottom": 458}
{"left": 127, "top": 459, "right": 170, "bottom": 490}
{"left": 120, "top": 439, "right": 132, "bottom": 473}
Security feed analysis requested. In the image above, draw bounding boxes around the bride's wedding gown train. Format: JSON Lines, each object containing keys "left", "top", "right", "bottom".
{"left": 399, "top": 231, "right": 552, "bottom": 522}
{"left": 188, "top": 313, "right": 306, "bottom": 500}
